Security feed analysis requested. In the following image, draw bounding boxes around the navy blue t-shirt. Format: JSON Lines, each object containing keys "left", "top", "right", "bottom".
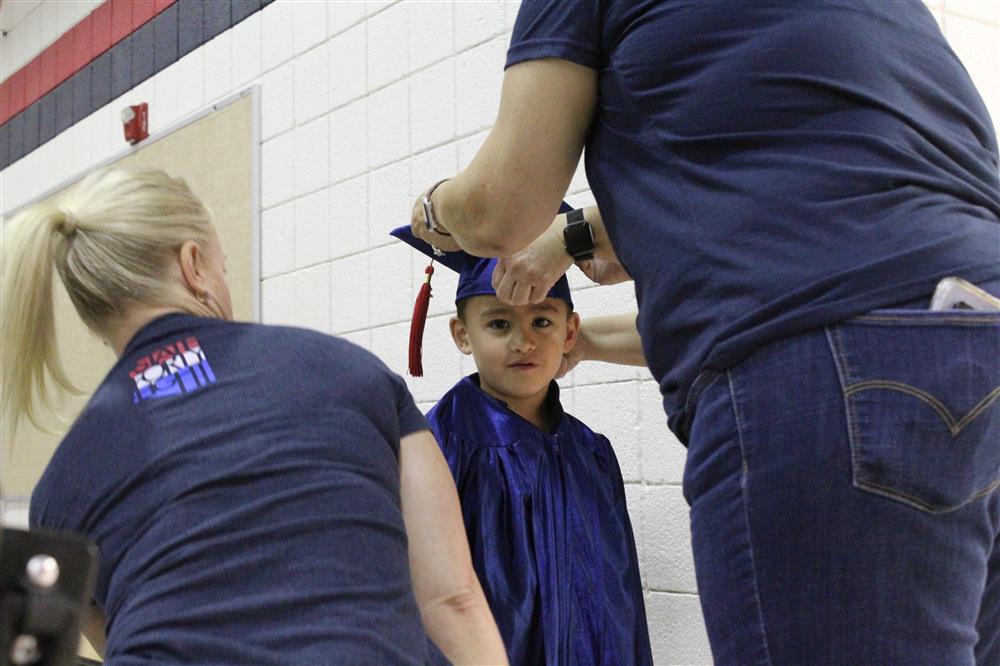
{"left": 30, "top": 314, "right": 436, "bottom": 664}
{"left": 508, "top": 0, "right": 1000, "bottom": 438}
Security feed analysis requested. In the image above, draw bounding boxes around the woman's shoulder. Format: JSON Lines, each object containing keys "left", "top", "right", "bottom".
{"left": 231, "top": 322, "right": 387, "bottom": 371}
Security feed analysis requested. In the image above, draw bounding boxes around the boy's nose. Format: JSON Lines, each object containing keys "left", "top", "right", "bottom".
{"left": 511, "top": 329, "right": 537, "bottom": 353}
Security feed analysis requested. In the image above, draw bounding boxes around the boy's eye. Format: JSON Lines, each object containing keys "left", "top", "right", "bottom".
{"left": 487, "top": 319, "right": 510, "bottom": 330}
{"left": 533, "top": 317, "right": 552, "bottom": 328}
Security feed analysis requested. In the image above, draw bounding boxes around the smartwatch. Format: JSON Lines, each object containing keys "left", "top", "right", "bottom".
{"left": 563, "top": 208, "right": 595, "bottom": 261}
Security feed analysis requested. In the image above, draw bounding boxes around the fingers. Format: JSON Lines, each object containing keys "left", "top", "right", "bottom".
{"left": 493, "top": 272, "right": 539, "bottom": 306}
{"left": 509, "top": 280, "right": 532, "bottom": 306}
{"left": 491, "top": 261, "right": 506, "bottom": 292}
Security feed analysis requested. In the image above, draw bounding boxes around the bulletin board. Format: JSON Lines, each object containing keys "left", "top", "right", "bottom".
{"left": 1, "top": 88, "right": 259, "bottom": 501}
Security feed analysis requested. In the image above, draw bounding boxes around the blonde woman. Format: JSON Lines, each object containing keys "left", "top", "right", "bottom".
{"left": 1, "top": 168, "right": 506, "bottom": 665}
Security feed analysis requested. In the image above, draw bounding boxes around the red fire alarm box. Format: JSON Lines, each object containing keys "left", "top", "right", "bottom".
{"left": 122, "top": 103, "right": 149, "bottom": 144}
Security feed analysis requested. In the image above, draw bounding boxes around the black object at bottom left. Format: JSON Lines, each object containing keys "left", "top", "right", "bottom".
{"left": 0, "top": 526, "right": 97, "bottom": 666}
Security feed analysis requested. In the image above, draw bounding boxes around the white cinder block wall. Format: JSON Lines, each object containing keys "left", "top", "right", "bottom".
{"left": 1, "top": 2, "right": 998, "bottom": 663}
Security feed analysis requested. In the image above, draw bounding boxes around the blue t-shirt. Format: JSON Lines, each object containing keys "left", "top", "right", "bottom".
{"left": 30, "top": 314, "right": 437, "bottom": 664}
{"left": 508, "top": 0, "right": 1000, "bottom": 438}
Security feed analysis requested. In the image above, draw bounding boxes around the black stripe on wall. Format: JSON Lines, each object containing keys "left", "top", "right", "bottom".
{"left": 0, "top": 0, "right": 271, "bottom": 172}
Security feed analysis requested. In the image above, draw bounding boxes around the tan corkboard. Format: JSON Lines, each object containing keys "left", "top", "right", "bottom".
{"left": 1, "top": 93, "right": 256, "bottom": 500}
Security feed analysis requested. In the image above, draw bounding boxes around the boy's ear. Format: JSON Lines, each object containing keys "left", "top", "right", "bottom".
{"left": 563, "top": 312, "right": 581, "bottom": 353}
{"left": 449, "top": 316, "right": 473, "bottom": 355}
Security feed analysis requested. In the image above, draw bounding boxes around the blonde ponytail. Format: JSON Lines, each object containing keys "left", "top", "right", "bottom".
{"left": 1, "top": 206, "right": 83, "bottom": 439}
{"left": 1, "top": 167, "right": 215, "bottom": 441}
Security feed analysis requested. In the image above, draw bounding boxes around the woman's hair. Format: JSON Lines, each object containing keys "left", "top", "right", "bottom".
{"left": 1, "top": 167, "right": 214, "bottom": 438}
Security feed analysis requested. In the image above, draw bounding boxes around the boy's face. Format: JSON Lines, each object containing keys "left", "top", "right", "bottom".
{"left": 450, "top": 296, "right": 580, "bottom": 406}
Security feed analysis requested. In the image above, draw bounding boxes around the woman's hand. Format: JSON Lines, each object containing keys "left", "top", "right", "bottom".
{"left": 576, "top": 256, "right": 632, "bottom": 285}
{"left": 491, "top": 216, "right": 573, "bottom": 306}
{"left": 556, "top": 327, "right": 590, "bottom": 378}
{"left": 411, "top": 185, "right": 462, "bottom": 253}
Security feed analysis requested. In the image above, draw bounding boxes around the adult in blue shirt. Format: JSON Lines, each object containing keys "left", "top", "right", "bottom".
{"left": 410, "top": 1, "right": 1000, "bottom": 663}
{"left": 2, "top": 168, "right": 507, "bottom": 664}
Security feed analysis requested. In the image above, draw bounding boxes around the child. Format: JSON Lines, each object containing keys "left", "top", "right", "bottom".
{"left": 391, "top": 225, "right": 652, "bottom": 666}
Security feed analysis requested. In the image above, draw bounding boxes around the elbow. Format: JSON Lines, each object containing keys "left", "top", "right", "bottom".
{"left": 440, "top": 587, "right": 483, "bottom": 614}
{"left": 455, "top": 212, "right": 547, "bottom": 257}
{"left": 459, "top": 231, "right": 520, "bottom": 258}
{"left": 420, "top": 584, "right": 487, "bottom": 620}
{"left": 448, "top": 184, "right": 537, "bottom": 257}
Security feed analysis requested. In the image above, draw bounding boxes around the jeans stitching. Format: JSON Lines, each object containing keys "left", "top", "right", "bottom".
{"left": 679, "top": 370, "right": 722, "bottom": 442}
{"left": 726, "top": 369, "right": 774, "bottom": 666}
{"left": 855, "top": 314, "right": 1000, "bottom": 325}
{"left": 825, "top": 326, "right": 864, "bottom": 483}
{"left": 955, "top": 386, "right": 1000, "bottom": 432}
{"left": 855, "top": 477, "right": 1000, "bottom": 515}
{"left": 827, "top": 327, "right": 1000, "bottom": 514}
{"left": 843, "top": 381, "right": 1000, "bottom": 436}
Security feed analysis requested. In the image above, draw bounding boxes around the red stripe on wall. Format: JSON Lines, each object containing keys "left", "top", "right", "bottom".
{"left": 0, "top": 0, "right": 177, "bottom": 125}
{"left": 73, "top": 20, "right": 94, "bottom": 73}
{"left": 38, "top": 46, "right": 57, "bottom": 100}
{"left": 0, "top": 79, "right": 10, "bottom": 121}
{"left": 133, "top": 0, "right": 158, "bottom": 29}
{"left": 54, "top": 31, "right": 75, "bottom": 91}
{"left": 7, "top": 70, "right": 24, "bottom": 121}
{"left": 23, "top": 59, "right": 40, "bottom": 103}
{"left": 110, "top": 0, "right": 133, "bottom": 45}
{"left": 92, "top": 2, "right": 113, "bottom": 56}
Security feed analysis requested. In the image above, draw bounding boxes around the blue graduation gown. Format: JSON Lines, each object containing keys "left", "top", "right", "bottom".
{"left": 426, "top": 375, "right": 652, "bottom": 666}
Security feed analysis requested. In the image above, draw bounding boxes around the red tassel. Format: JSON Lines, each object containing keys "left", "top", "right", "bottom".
{"left": 408, "top": 262, "right": 434, "bottom": 376}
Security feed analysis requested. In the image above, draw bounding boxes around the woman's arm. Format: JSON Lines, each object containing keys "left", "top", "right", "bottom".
{"left": 399, "top": 430, "right": 508, "bottom": 665}
{"left": 491, "top": 205, "right": 632, "bottom": 306}
{"left": 560, "top": 313, "right": 647, "bottom": 377}
{"left": 411, "top": 58, "right": 598, "bottom": 257}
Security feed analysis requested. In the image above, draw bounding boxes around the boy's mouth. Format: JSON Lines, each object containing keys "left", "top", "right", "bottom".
{"left": 507, "top": 361, "right": 538, "bottom": 370}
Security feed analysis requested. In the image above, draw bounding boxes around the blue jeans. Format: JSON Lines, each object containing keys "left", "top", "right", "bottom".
{"left": 684, "top": 283, "right": 1000, "bottom": 665}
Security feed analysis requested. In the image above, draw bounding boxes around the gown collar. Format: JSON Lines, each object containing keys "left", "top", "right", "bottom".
{"left": 456, "top": 374, "right": 567, "bottom": 436}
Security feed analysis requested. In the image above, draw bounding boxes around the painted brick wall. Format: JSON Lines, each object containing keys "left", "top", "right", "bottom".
{"left": 1, "top": 2, "right": 998, "bottom": 663}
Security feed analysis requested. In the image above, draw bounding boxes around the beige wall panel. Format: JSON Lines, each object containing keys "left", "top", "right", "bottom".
{"left": 1, "top": 94, "right": 255, "bottom": 500}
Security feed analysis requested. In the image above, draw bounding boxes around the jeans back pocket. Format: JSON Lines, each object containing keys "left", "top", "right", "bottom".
{"left": 827, "top": 310, "right": 1000, "bottom": 514}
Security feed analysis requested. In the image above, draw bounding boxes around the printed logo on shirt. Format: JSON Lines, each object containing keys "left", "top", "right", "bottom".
{"left": 130, "top": 337, "right": 217, "bottom": 403}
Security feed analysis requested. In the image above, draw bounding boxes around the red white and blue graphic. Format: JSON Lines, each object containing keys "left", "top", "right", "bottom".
{"left": 130, "top": 337, "right": 216, "bottom": 403}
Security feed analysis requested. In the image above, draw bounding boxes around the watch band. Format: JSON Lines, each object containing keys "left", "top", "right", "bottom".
{"left": 421, "top": 179, "right": 452, "bottom": 236}
{"left": 563, "top": 208, "right": 595, "bottom": 261}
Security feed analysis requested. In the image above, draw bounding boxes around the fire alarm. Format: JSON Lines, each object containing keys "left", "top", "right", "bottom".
{"left": 122, "top": 103, "right": 149, "bottom": 144}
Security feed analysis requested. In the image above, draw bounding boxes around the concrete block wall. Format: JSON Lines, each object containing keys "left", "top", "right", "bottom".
{"left": 2, "top": 2, "right": 998, "bottom": 663}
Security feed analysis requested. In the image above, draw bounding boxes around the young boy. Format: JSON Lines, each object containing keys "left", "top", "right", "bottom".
{"left": 391, "top": 225, "right": 652, "bottom": 666}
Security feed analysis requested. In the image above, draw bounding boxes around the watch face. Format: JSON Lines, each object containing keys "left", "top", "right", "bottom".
{"left": 422, "top": 199, "right": 435, "bottom": 232}
{"left": 564, "top": 220, "right": 595, "bottom": 258}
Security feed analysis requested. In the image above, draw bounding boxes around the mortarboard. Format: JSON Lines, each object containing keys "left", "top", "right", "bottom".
{"left": 390, "top": 202, "right": 575, "bottom": 376}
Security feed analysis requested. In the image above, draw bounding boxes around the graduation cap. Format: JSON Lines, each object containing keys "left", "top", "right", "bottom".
{"left": 390, "top": 202, "right": 574, "bottom": 376}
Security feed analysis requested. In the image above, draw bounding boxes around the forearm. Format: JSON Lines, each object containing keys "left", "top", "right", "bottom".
{"left": 419, "top": 581, "right": 508, "bottom": 665}
{"left": 400, "top": 430, "right": 507, "bottom": 664}
{"left": 422, "top": 60, "right": 597, "bottom": 257}
{"left": 580, "top": 313, "right": 646, "bottom": 366}
{"left": 433, "top": 143, "right": 564, "bottom": 257}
